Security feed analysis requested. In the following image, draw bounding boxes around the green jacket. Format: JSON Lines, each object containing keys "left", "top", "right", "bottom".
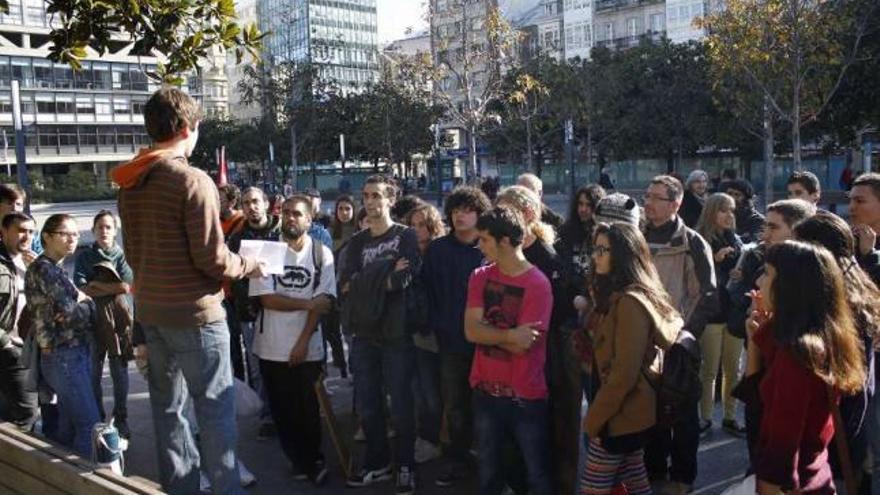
{"left": 0, "top": 244, "right": 19, "bottom": 347}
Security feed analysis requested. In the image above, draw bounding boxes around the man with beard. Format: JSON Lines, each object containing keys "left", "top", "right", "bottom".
{"left": 0, "top": 212, "right": 37, "bottom": 431}
{"left": 228, "top": 187, "right": 282, "bottom": 438}
{"left": 248, "top": 195, "right": 335, "bottom": 485}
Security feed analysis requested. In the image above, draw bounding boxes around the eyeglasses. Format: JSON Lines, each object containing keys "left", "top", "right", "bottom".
{"left": 48, "top": 231, "right": 80, "bottom": 240}
{"left": 593, "top": 245, "right": 611, "bottom": 256}
{"left": 642, "top": 194, "right": 673, "bottom": 203}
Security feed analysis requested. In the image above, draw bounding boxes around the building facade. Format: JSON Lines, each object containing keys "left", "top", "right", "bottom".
{"left": 0, "top": 0, "right": 228, "bottom": 181}
{"left": 258, "top": 0, "right": 381, "bottom": 92}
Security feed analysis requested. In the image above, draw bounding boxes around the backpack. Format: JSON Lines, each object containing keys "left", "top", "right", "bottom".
{"left": 249, "top": 240, "right": 324, "bottom": 326}
{"left": 645, "top": 328, "right": 702, "bottom": 429}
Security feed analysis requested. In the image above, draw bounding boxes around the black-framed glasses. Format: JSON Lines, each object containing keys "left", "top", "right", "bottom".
{"left": 48, "top": 231, "right": 79, "bottom": 239}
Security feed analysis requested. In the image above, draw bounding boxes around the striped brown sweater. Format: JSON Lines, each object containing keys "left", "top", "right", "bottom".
{"left": 115, "top": 153, "right": 257, "bottom": 328}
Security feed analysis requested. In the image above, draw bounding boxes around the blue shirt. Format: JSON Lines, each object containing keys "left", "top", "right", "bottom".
{"left": 308, "top": 224, "right": 332, "bottom": 249}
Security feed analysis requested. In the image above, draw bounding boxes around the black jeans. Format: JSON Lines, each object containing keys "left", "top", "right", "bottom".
{"left": 644, "top": 401, "right": 700, "bottom": 484}
{"left": 440, "top": 352, "right": 474, "bottom": 462}
{"left": 0, "top": 345, "right": 37, "bottom": 430}
{"left": 259, "top": 359, "right": 324, "bottom": 472}
{"left": 546, "top": 327, "right": 582, "bottom": 495}
{"left": 321, "top": 310, "right": 347, "bottom": 373}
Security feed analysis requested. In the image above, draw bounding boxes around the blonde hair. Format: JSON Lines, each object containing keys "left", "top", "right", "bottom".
{"left": 696, "top": 193, "right": 736, "bottom": 243}
{"left": 496, "top": 185, "right": 555, "bottom": 245}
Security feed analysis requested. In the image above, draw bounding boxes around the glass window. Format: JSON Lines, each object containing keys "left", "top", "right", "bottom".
{"left": 79, "top": 126, "right": 97, "bottom": 146}
{"left": 0, "top": 94, "right": 10, "bottom": 113}
{"left": 605, "top": 22, "right": 614, "bottom": 40}
{"left": 76, "top": 96, "right": 94, "bottom": 115}
{"left": 627, "top": 18, "right": 637, "bottom": 37}
{"left": 0, "top": 58, "right": 9, "bottom": 89}
{"left": 11, "top": 58, "right": 32, "bottom": 88}
{"left": 33, "top": 60, "right": 52, "bottom": 88}
{"left": 55, "top": 96, "right": 74, "bottom": 114}
{"left": 38, "top": 126, "right": 57, "bottom": 147}
{"left": 93, "top": 62, "right": 111, "bottom": 90}
{"left": 131, "top": 96, "right": 147, "bottom": 116}
{"left": 35, "top": 95, "right": 54, "bottom": 114}
{"left": 75, "top": 61, "right": 93, "bottom": 89}
{"left": 58, "top": 127, "right": 77, "bottom": 146}
{"left": 117, "top": 126, "right": 134, "bottom": 145}
{"left": 53, "top": 64, "right": 73, "bottom": 89}
{"left": 20, "top": 95, "right": 34, "bottom": 114}
{"left": 95, "top": 97, "right": 111, "bottom": 115}
{"left": 111, "top": 64, "right": 130, "bottom": 90}
{"left": 2, "top": 1, "right": 22, "bottom": 24}
{"left": 130, "top": 66, "right": 148, "bottom": 91}
{"left": 97, "top": 126, "right": 115, "bottom": 145}
{"left": 113, "top": 96, "right": 130, "bottom": 115}
{"left": 26, "top": 4, "right": 45, "bottom": 27}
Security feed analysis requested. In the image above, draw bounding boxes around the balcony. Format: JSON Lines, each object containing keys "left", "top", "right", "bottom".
{"left": 595, "top": 0, "right": 664, "bottom": 13}
{"left": 595, "top": 31, "right": 665, "bottom": 50}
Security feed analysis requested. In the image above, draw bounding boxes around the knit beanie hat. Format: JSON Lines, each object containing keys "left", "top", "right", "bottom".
{"left": 686, "top": 169, "right": 709, "bottom": 187}
{"left": 594, "top": 193, "right": 640, "bottom": 226}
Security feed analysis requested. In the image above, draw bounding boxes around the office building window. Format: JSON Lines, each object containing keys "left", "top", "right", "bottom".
{"left": 627, "top": 18, "right": 638, "bottom": 37}
{"left": 93, "top": 63, "right": 111, "bottom": 90}
{"left": 59, "top": 127, "right": 77, "bottom": 146}
{"left": 0, "top": 58, "right": 9, "bottom": 89}
{"left": 651, "top": 13, "right": 664, "bottom": 32}
{"left": 605, "top": 22, "right": 614, "bottom": 41}
{"left": 34, "top": 60, "right": 53, "bottom": 88}
{"left": 10, "top": 58, "right": 30, "bottom": 88}
{"left": 76, "top": 96, "right": 94, "bottom": 115}
{"left": 95, "top": 97, "right": 111, "bottom": 115}
{"left": 55, "top": 96, "right": 75, "bottom": 114}
{"left": 112, "top": 64, "right": 130, "bottom": 90}
{"left": 130, "top": 66, "right": 148, "bottom": 91}
{"left": 75, "top": 61, "right": 93, "bottom": 89}
{"left": 97, "top": 126, "right": 115, "bottom": 145}
{"left": 35, "top": 94, "right": 54, "bottom": 114}
{"left": 113, "top": 96, "right": 130, "bottom": 116}
{"left": 54, "top": 64, "right": 73, "bottom": 89}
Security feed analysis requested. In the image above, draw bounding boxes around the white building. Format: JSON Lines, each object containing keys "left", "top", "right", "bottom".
{"left": 563, "top": 0, "right": 594, "bottom": 60}
{"left": 0, "top": 0, "right": 228, "bottom": 180}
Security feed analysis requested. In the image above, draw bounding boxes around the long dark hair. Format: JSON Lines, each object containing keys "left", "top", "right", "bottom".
{"left": 562, "top": 184, "right": 606, "bottom": 245}
{"left": 590, "top": 222, "right": 678, "bottom": 321}
{"left": 794, "top": 211, "right": 880, "bottom": 359}
{"left": 764, "top": 241, "right": 865, "bottom": 394}
{"left": 331, "top": 194, "right": 356, "bottom": 241}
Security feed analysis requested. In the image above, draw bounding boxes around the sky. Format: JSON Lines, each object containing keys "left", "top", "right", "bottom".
{"left": 376, "top": 0, "right": 429, "bottom": 44}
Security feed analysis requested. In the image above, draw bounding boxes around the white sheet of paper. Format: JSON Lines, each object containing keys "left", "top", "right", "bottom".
{"left": 239, "top": 240, "right": 288, "bottom": 275}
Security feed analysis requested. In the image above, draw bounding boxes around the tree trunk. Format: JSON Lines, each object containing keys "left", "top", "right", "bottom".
{"left": 792, "top": 84, "right": 802, "bottom": 171}
{"left": 468, "top": 128, "right": 478, "bottom": 183}
{"left": 526, "top": 117, "right": 534, "bottom": 172}
{"left": 763, "top": 100, "right": 775, "bottom": 209}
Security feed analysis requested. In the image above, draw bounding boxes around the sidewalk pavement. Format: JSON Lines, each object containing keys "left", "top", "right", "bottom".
{"left": 108, "top": 360, "right": 477, "bottom": 495}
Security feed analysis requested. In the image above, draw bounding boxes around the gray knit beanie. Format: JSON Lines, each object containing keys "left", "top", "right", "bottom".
{"left": 594, "top": 193, "right": 640, "bottom": 226}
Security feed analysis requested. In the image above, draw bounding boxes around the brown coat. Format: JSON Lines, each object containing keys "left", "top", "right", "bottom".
{"left": 115, "top": 155, "right": 257, "bottom": 328}
{"left": 584, "top": 291, "right": 681, "bottom": 438}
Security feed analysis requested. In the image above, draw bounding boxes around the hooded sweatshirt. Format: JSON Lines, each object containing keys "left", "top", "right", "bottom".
{"left": 111, "top": 148, "right": 257, "bottom": 328}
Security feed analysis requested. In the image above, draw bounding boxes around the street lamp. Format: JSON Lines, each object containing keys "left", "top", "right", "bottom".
{"left": 432, "top": 123, "right": 442, "bottom": 207}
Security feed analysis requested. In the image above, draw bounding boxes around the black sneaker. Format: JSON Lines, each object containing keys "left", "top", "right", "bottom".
{"left": 308, "top": 459, "right": 328, "bottom": 486}
{"left": 722, "top": 419, "right": 747, "bottom": 437}
{"left": 435, "top": 461, "right": 471, "bottom": 487}
{"left": 115, "top": 418, "right": 131, "bottom": 440}
{"left": 395, "top": 466, "right": 416, "bottom": 495}
{"left": 699, "top": 419, "right": 712, "bottom": 437}
{"left": 346, "top": 464, "right": 392, "bottom": 487}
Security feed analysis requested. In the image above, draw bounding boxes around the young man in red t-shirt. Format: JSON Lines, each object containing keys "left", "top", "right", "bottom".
{"left": 464, "top": 206, "right": 553, "bottom": 495}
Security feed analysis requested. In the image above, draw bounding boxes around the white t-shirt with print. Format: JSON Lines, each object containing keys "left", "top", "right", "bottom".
{"left": 249, "top": 236, "right": 336, "bottom": 362}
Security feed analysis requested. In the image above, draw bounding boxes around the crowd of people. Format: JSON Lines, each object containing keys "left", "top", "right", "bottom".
{"left": 0, "top": 86, "right": 877, "bottom": 495}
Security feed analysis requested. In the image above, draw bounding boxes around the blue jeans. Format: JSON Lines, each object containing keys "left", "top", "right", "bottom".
{"left": 241, "top": 322, "right": 269, "bottom": 419}
{"left": 40, "top": 342, "right": 100, "bottom": 458}
{"left": 91, "top": 349, "right": 129, "bottom": 422}
{"left": 143, "top": 320, "right": 244, "bottom": 495}
{"left": 473, "top": 390, "right": 552, "bottom": 495}
{"left": 413, "top": 347, "right": 442, "bottom": 444}
{"left": 351, "top": 336, "right": 416, "bottom": 469}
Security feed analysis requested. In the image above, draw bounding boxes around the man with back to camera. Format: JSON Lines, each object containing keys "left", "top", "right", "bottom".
{"left": 111, "top": 87, "right": 266, "bottom": 495}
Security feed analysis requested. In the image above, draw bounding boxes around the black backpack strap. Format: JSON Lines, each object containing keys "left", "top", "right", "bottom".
{"left": 312, "top": 239, "right": 323, "bottom": 292}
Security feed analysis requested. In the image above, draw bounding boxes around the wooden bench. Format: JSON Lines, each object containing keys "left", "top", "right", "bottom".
{"left": 0, "top": 422, "right": 165, "bottom": 495}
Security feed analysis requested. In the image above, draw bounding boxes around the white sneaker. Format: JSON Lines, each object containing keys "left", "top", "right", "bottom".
{"left": 199, "top": 472, "right": 212, "bottom": 493}
{"left": 414, "top": 437, "right": 442, "bottom": 464}
{"left": 238, "top": 461, "right": 257, "bottom": 487}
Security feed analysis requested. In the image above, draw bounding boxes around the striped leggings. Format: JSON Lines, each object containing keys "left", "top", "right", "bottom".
{"left": 580, "top": 437, "right": 652, "bottom": 495}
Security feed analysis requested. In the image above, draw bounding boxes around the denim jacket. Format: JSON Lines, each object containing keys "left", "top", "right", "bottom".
{"left": 25, "top": 255, "right": 94, "bottom": 350}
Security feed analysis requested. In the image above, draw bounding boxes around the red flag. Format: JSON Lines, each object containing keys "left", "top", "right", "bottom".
{"left": 217, "top": 146, "right": 228, "bottom": 186}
